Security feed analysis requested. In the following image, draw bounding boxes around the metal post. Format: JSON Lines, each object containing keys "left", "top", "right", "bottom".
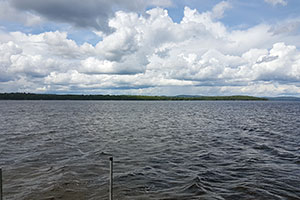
{"left": 109, "top": 157, "right": 113, "bottom": 200}
{"left": 0, "top": 168, "right": 3, "bottom": 200}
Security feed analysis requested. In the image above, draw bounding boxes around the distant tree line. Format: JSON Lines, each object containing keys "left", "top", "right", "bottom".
{"left": 0, "top": 93, "right": 268, "bottom": 101}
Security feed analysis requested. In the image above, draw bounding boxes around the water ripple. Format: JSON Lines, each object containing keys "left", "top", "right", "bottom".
{"left": 0, "top": 101, "right": 300, "bottom": 199}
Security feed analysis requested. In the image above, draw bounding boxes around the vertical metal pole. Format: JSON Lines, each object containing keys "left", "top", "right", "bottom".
{"left": 109, "top": 157, "right": 113, "bottom": 200}
{"left": 0, "top": 168, "right": 3, "bottom": 200}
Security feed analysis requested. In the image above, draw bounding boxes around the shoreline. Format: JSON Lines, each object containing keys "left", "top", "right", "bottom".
{"left": 0, "top": 93, "right": 267, "bottom": 101}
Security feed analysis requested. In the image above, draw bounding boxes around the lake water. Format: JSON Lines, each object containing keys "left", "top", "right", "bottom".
{"left": 0, "top": 101, "right": 300, "bottom": 200}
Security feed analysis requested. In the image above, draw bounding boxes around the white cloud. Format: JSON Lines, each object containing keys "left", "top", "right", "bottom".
{"left": 211, "top": 1, "right": 232, "bottom": 20}
{"left": 264, "top": 0, "right": 287, "bottom": 6}
{"left": 1, "top": 4, "right": 300, "bottom": 96}
{"left": 270, "top": 19, "right": 300, "bottom": 36}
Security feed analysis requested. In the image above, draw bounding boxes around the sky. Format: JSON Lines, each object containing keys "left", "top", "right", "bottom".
{"left": 0, "top": 0, "right": 300, "bottom": 96}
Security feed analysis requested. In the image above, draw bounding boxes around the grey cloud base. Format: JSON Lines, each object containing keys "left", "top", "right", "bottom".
{"left": 10, "top": 0, "right": 171, "bottom": 32}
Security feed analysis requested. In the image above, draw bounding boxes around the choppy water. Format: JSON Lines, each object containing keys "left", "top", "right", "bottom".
{"left": 0, "top": 101, "right": 300, "bottom": 200}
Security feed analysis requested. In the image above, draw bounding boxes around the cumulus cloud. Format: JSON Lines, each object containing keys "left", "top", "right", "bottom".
{"left": 0, "top": 31, "right": 87, "bottom": 84}
{"left": 1, "top": 3, "right": 300, "bottom": 96}
{"left": 264, "top": 0, "right": 287, "bottom": 6}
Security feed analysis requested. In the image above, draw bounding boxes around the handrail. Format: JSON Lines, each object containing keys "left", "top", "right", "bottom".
{"left": 0, "top": 168, "right": 3, "bottom": 200}
{"left": 109, "top": 157, "right": 113, "bottom": 200}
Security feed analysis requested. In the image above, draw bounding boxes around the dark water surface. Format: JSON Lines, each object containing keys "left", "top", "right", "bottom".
{"left": 0, "top": 101, "right": 300, "bottom": 200}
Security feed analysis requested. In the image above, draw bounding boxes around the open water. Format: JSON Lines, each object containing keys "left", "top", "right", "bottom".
{"left": 0, "top": 101, "right": 300, "bottom": 200}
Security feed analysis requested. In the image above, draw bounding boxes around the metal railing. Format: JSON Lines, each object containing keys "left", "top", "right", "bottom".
{"left": 0, "top": 168, "right": 3, "bottom": 200}
{"left": 109, "top": 157, "right": 113, "bottom": 200}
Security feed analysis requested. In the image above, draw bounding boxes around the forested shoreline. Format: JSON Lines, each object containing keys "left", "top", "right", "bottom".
{"left": 0, "top": 93, "right": 267, "bottom": 101}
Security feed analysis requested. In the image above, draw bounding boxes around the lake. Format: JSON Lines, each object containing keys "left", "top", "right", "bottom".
{"left": 0, "top": 101, "right": 300, "bottom": 200}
